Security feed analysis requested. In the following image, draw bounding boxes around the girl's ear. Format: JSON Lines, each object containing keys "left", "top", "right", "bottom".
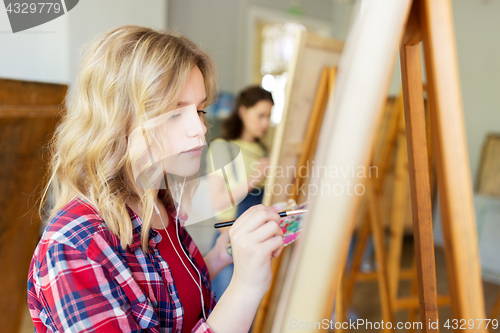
{"left": 238, "top": 105, "right": 247, "bottom": 119}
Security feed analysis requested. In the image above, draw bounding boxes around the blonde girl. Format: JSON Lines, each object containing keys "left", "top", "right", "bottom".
{"left": 27, "top": 25, "right": 284, "bottom": 333}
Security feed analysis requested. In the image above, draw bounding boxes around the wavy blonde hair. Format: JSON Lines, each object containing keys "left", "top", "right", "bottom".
{"left": 40, "top": 25, "right": 218, "bottom": 251}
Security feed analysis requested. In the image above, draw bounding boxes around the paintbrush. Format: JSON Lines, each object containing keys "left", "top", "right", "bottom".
{"left": 213, "top": 209, "right": 308, "bottom": 229}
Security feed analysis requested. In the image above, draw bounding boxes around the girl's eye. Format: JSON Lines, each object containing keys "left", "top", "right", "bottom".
{"left": 169, "top": 113, "right": 181, "bottom": 120}
{"left": 197, "top": 110, "right": 207, "bottom": 116}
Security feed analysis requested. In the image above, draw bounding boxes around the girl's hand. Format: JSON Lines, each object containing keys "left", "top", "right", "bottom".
{"left": 229, "top": 204, "right": 284, "bottom": 297}
{"left": 204, "top": 229, "right": 234, "bottom": 280}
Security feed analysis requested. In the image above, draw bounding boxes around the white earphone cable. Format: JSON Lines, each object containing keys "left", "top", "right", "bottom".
{"left": 78, "top": 183, "right": 207, "bottom": 321}
{"left": 154, "top": 177, "right": 207, "bottom": 320}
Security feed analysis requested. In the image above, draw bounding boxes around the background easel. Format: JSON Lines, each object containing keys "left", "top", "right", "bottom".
{"left": 262, "top": 32, "right": 343, "bottom": 206}
{"left": 252, "top": 31, "right": 343, "bottom": 333}
{"left": 341, "top": 91, "right": 451, "bottom": 332}
{"left": 270, "top": 0, "right": 487, "bottom": 332}
{"left": 340, "top": 92, "right": 407, "bottom": 331}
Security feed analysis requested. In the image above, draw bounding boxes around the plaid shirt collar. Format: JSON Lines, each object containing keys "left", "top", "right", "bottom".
{"left": 127, "top": 206, "right": 161, "bottom": 252}
{"left": 125, "top": 193, "right": 188, "bottom": 252}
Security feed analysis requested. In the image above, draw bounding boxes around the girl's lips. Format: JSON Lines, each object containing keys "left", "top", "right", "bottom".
{"left": 181, "top": 145, "right": 204, "bottom": 156}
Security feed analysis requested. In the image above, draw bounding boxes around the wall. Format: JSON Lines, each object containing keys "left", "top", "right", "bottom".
{"left": 0, "top": 8, "right": 70, "bottom": 84}
{"left": 386, "top": 0, "right": 500, "bottom": 184}
{"left": 168, "top": 0, "right": 241, "bottom": 93}
{"left": 168, "top": 0, "right": 345, "bottom": 94}
{"left": 0, "top": 0, "right": 167, "bottom": 85}
{"left": 453, "top": 0, "right": 500, "bottom": 184}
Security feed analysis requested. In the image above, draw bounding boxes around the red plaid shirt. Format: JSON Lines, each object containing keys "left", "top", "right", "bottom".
{"left": 27, "top": 195, "right": 216, "bottom": 332}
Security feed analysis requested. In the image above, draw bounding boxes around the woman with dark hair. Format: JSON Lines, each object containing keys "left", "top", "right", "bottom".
{"left": 207, "top": 86, "right": 274, "bottom": 301}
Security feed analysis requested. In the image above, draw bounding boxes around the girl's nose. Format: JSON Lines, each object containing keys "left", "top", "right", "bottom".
{"left": 186, "top": 110, "right": 206, "bottom": 138}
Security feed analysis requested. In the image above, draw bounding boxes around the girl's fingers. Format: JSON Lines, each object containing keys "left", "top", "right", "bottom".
{"left": 250, "top": 220, "right": 284, "bottom": 244}
{"left": 237, "top": 207, "right": 280, "bottom": 234}
{"left": 229, "top": 204, "right": 261, "bottom": 234}
{"left": 261, "top": 234, "right": 285, "bottom": 257}
{"left": 215, "top": 229, "right": 231, "bottom": 246}
{"left": 272, "top": 244, "right": 284, "bottom": 258}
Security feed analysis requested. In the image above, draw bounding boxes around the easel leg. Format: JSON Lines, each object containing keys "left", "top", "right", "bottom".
{"left": 420, "top": 0, "right": 487, "bottom": 329}
{"left": 488, "top": 291, "right": 500, "bottom": 333}
{"left": 345, "top": 93, "right": 402, "bottom": 316}
{"left": 367, "top": 180, "right": 394, "bottom": 332}
{"left": 252, "top": 246, "right": 292, "bottom": 333}
{"left": 334, "top": 266, "right": 345, "bottom": 332}
{"left": 387, "top": 109, "right": 409, "bottom": 311}
{"left": 407, "top": 257, "right": 420, "bottom": 333}
{"left": 400, "top": 34, "right": 439, "bottom": 332}
{"left": 344, "top": 205, "right": 370, "bottom": 312}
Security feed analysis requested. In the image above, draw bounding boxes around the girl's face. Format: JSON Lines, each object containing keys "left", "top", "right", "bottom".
{"left": 128, "top": 66, "right": 207, "bottom": 189}
{"left": 239, "top": 100, "right": 273, "bottom": 139}
{"left": 162, "top": 66, "right": 208, "bottom": 177}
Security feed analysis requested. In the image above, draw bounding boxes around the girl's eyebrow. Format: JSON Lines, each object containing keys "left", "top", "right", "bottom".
{"left": 177, "top": 97, "right": 207, "bottom": 107}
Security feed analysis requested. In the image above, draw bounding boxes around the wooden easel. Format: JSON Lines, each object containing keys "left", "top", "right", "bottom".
{"left": 290, "top": 67, "right": 337, "bottom": 204}
{"left": 262, "top": 32, "right": 343, "bottom": 207}
{"left": 270, "top": 0, "right": 487, "bottom": 332}
{"left": 341, "top": 92, "right": 451, "bottom": 332}
{"left": 341, "top": 93, "right": 406, "bottom": 331}
{"left": 489, "top": 297, "right": 500, "bottom": 333}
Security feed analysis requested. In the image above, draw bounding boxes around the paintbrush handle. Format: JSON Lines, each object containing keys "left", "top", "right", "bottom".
{"left": 214, "top": 209, "right": 308, "bottom": 229}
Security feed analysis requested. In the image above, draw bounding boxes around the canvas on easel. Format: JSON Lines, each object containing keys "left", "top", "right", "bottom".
{"left": 263, "top": 32, "right": 343, "bottom": 207}
{"left": 477, "top": 134, "right": 500, "bottom": 198}
{"left": 253, "top": 32, "right": 343, "bottom": 333}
